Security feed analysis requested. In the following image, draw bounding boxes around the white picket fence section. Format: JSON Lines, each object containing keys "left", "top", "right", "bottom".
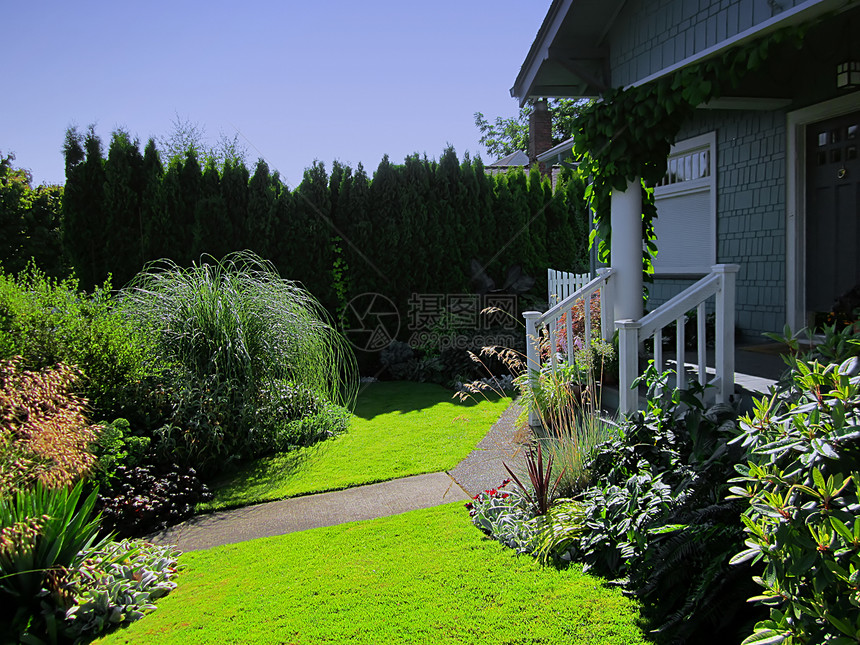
{"left": 524, "top": 268, "right": 615, "bottom": 426}
{"left": 547, "top": 269, "right": 591, "bottom": 304}
{"left": 526, "top": 264, "right": 740, "bottom": 422}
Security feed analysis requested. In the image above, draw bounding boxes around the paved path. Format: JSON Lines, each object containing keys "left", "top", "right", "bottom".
{"left": 148, "top": 401, "right": 528, "bottom": 551}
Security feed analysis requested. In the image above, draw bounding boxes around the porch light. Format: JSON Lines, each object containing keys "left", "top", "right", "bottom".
{"left": 837, "top": 61, "right": 860, "bottom": 89}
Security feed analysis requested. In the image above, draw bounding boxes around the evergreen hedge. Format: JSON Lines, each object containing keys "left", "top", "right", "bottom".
{"left": 59, "top": 129, "right": 591, "bottom": 333}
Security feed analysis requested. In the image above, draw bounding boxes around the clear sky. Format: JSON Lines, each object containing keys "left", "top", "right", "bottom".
{"left": 1, "top": 1, "right": 549, "bottom": 188}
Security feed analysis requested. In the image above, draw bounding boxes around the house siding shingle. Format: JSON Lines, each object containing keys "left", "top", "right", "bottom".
{"left": 609, "top": 0, "right": 806, "bottom": 86}
{"left": 646, "top": 108, "right": 788, "bottom": 339}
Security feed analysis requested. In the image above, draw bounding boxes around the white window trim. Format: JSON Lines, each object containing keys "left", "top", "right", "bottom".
{"left": 652, "top": 131, "right": 717, "bottom": 275}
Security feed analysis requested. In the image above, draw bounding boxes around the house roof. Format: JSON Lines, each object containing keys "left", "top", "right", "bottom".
{"left": 536, "top": 138, "right": 575, "bottom": 165}
{"left": 511, "top": 0, "right": 851, "bottom": 104}
{"left": 510, "top": 0, "right": 625, "bottom": 104}
{"left": 487, "top": 150, "right": 530, "bottom": 168}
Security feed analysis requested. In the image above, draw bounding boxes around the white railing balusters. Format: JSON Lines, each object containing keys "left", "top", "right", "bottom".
{"left": 616, "top": 263, "right": 739, "bottom": 416}
{"left": 528, "top": 263, "right": 738, "bottom": 422}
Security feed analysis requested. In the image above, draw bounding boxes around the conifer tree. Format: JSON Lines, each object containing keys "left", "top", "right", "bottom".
{"left": 271, "top": 176, "right": 296, "bottom": 279}
{"left": 368, "top": 155, "right": 404, "bottom": 301}
{"left": 221, "top": 159, "right": 250, "bottom": 251}
{"left": 339, "top": 163, "right": 371, "bottom": 296}
{"left": 402, "top": 154, "right": 432, "bottom": 295}
{"left": 140, "top": 138, "right": 166, "bottom": 263}
{"left": 192, "top": 158, "right": 231, "bottom": 259}
{"left": 527, "top": 166, "right": 550, "bottom": 273}
{"left": 157, "top": 158, "right": 184, "bottom": 263}
{"left": 293, "top": 161, "right": 331, "bottom": 302}
{"left": 62, "top": 126, "right": 107, "bottom": 290}
{"left": 246, "top": 159, "right": 277, "bottom": 260}
{"left": 435, "top": 148, "right": 466, "bottom": 291}
{"left": 103, "top": 130, "right": 145, "bottom": 287}
{"left": 175, "top": 151, "right": 202, "bottom": 265}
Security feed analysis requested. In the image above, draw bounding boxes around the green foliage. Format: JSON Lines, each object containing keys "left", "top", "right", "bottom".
{"left": 466, "top": 482, "right": 541, "bottom": 553}
{"left": 121, "top": 252, "right": 358, "bottom": 474}
{"left": 474, "top": 98, "right": 590, "bottom": 159}
{"left": 0, "top": 152, "right": 67, "bottom": 279}
{"left": 515, "top": 367, "right": 761, "bottom": 643}
{"left": 0, "top": 480, "right": 113, "bottom": 642}
{"left": 0, "top": 265, "right": 154, "bottom": 422}
{"left": 729, "top": 356, "right": 860, "bottom": 645}
{"left": 60, "top": 127, "right": 588, "bottom": 344}
{"left": 65, "top": 539, "right": 181, "bottom": 640}
{"left": 92, "top": 418, "right": 150, "bottom": 485}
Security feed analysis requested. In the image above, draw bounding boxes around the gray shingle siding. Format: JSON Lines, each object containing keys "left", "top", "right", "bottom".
{"left": 646, "top": 108, "right": 788, "bottom": 340}
{"left": 609, "top": 0, "right": 806, "bottom": 86}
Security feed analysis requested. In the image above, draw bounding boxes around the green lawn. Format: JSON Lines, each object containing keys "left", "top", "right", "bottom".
{"left": 96, "top": 503, "right": 651, "bottom": 645}
{"left": 202, "top": 381, "right": 510, "bottom": 511}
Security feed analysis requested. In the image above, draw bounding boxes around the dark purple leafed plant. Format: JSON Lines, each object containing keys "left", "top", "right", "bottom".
{"left": 503, "top": 443, "right": 565, "bottom": 515}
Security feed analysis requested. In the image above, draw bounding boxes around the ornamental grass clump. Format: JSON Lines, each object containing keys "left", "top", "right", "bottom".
{"left": 0, "top": 357, "right": 98, "bottom": 493}
{"left": 121, "top": 252, "right": 358, "bottom": 473}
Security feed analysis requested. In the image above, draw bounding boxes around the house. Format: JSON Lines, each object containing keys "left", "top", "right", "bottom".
{"left": 512, "top": 0, "right": 860, "bottom": 342}
{"left": 485, "top": 150, "right": 530, "bottom": 176}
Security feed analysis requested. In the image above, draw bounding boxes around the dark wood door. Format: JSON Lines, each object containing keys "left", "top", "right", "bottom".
{"left": 806, "top": 111, "right": 860, "bottom": 318}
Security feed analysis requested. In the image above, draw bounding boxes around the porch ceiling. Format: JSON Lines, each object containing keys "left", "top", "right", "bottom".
{"left": 510, "top": 0, "right": 626, "bottom": 104}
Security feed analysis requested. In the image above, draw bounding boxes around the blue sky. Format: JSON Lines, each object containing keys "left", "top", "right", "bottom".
{"left": 1, "top": 1, "right": 549, "bottom": 188}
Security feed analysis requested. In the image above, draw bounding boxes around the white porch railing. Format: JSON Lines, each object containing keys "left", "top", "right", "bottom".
{"left": 616, "top": 264, "right": 740, "bottom": 416}
{"left": 523, "top": 263, "right": 739, "bottom": 423}
{"left": 547, "top": 269, "right": 591, "bottom": 304}
{"left": 523, "top": 268, "right": 615, "bottom": 426}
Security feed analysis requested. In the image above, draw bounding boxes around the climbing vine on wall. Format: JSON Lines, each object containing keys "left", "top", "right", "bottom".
{"left": 573, "top": 22, "right": 809, "bottom": 275}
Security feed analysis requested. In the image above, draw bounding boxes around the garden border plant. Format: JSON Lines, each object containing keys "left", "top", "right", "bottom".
{"left": 120, "top": 251, "right": 359, "bottom": 475}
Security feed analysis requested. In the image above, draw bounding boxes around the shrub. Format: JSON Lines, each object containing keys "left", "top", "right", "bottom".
{"left": 97, "top": 464, "right": 212, "bottom": 538}
{"left": 65, "top": 539, "right": 181, "bottom": 640}
{"left": 0, "top": 358, "right": 98, "bottom": 493}
{"left": 729, "top": 356, "right": 860, "bottom": 645}
{"left": 530, "top": 367, "right": 761, "bottom": 644}
{"left": 120, "top": 252, "right": 358, "bottom": 474}
{"left": 91, "top": 418, "right": 151, "bottom": 486}
{"left": 0, "top": 266, "right": 154, "bottom": 422}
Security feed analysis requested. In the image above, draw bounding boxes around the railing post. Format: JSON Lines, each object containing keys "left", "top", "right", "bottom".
{"left": 616, "top": 318, "right": 641, "bottom": 417}
{"left": 597, "top": 268, "right": 612, "bottom": 342}
{"left": 523, "top": 311, "right": 542, "bottom": 427}
{"left": 713, "top": 264, "right": 740, "bottom": 404}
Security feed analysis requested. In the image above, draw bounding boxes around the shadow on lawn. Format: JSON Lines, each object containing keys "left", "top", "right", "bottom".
{"left": 202, "top": 444, "right": 323, "bottom": 510}
{"left": 354, "top": 381, "right": 502, "bottom": 420}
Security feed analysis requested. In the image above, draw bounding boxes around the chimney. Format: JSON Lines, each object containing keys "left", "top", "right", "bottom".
{"left": 528, "top": 99, "right": 552, "bottom": 174}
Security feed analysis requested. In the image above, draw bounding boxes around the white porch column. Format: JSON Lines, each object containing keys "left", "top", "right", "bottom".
{"left": 611, "top": 178, "right": 644, "bottom": 322}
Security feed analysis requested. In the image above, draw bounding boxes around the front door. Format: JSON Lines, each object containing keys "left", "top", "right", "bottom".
{"left": 805, "top": 110, "right": 860, "bottom": 326}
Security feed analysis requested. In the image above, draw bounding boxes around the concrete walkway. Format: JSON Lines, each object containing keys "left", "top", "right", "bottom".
{"left": 148, "top": 401, "right": 528, "bottom": 552}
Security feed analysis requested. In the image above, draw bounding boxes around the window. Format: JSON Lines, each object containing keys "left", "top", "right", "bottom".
{"left": 652, "top": 132, "right": 717, "bottom": 274}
